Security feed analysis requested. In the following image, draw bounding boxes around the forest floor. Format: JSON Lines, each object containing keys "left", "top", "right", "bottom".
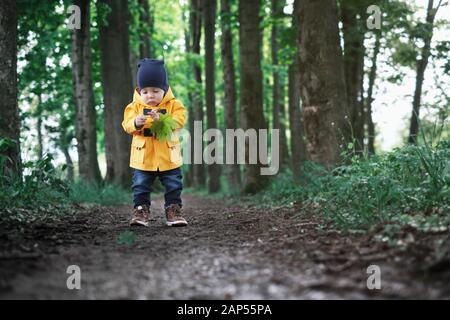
{"left": 0, "top": 194, "right": 449, "bottom": 299}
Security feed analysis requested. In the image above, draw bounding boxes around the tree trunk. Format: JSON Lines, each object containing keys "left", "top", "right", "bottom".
{"left": 279, "top": 74, "right": 290, "bottom": 166}
{"left": 239, "top": 0, "right": 268, "bottom": 193}
{"left": 271, "top": 0, "right": 290, "bottom": 167}
{"left": 61, "top": 144, "right": 75, "bottom": 182}
{"left": 130, "top": 0, "right": 153, "bottom": 89}
{"left": 220, "top": 0, "right": 241, "bottom": 190}
{"left": 0, "top": 0, "right": 20, "bottom": 178}
{"left": 58, "top": 123, "right": 75, "bottom": 182}
{"left": 288, "top": 60, "right": 308, "bottom": 178}
{"left": 190, "top": 0, "right": 206, "bottom": 188}
{"left": 139, "top": 0, "right": 152, "bottom": 58}
{"left": 366, "top": 30, "right": 381, "bottom": 155}
{"left": 408, "top": 0, "right": 440, "bottom": 144}
{"left": 97, "top": 0, "right": 133, "bottom": 187}
{"left": 271, "top": 0, "right": 281, "bottom": 166}
{"left": 72, "top": 0, "right": 102, "bottom": 184}
{"left": 288, "top": 0, "right": 307, "bottom": 179}
{"left": 204, "top": 0, "right": 221, "bottom": 193}
{"left": 182, "top": 3, "right": 194, "bottom": 187}
{"left": 36, "top": 95, "right": 43, "bottom": 160}
{"left": 130, "top": 51, "right": 139, "bottom": 89}
{"left": 341, "top": 1, "right": 366, "bottom": 153}
{"left": 37, "top": 116, "right": 43, "bottom": 160}
{"left": 297, "top": 0, "right": 347, "bottom": 168}
{"left": 186, "top": 92, "right": 195, "bottom": 187}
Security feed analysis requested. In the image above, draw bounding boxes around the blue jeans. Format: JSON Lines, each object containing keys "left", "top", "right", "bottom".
{"left": 132, "top": 167, "right": 183, "bottom": 209}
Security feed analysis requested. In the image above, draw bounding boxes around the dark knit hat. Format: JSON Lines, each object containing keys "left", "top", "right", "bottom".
{"left": 137, "top": 58, "right": 169, "bottom": 91}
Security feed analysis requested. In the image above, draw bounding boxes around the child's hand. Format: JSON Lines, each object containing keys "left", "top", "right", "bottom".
{"left": 135, "top": 115, "right": 148, "bottom": 128}
{"left": 149, "top": 110, "right": 160, "bottom": 121}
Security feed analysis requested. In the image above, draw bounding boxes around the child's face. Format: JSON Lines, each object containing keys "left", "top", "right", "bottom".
{"left": 139, "top": 87, "right": 165, "bottom": 106}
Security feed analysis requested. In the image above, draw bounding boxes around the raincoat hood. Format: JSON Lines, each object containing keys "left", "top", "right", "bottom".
{"left": 132, "top": 87, "right": 175, "bottom": 107}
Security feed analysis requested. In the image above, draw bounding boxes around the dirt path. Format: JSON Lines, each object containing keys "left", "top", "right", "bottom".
{"left": 0, "top": 194, "right": 448, "bottom": 299}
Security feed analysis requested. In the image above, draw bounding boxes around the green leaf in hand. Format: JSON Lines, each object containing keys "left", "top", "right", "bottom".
{"left": 150, "top": 114, "right": 178, "bottom": 142}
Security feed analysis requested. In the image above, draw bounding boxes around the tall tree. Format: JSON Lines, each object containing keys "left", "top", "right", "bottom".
{"left": 0, "top": 0, "right": 20, "bottom": 178}
{"left": 139, "top": 0, "right": 153, "bottom": 58}
{"left": 341, "top": 0, "right": 367, "bottom": 153}
{"left": 271, "top": 0, "right": 290, "bottom": 167}
{"left": 189, "top": 0, "right": 206, "bottom": 188}
{"left": 297, "top": 0, "right": 347, "bottom": 167}
{"left": 204, "top": 0, "right": 221, "bottom": 192}
{"left": 408, "top": 0, "right": 443, "bottom": 144}
{"left": 288, "top": 0, "right": 307, "bottom": 178}
{"left": 128, "top": 0, "right": 153, "bottom": 89}
{"left": 365, "top": 29, "right": 381, "bottom": 155}
{"left": 97, "top": 0, "right": 133, "bottom": 187}
{"left": 182, "top": 2, "right": 194, "bottom": 187}
{"left": 71, "top": 0, "right": 102, "bottom": 183}
{"left": 220, "top": 0, "right": 241, "bottom": 190}
{"left": 239, "top": 0, "right": 267, "bottom": 193}
{"left": 58, "top": 114, "right": 75, "bottom": 182}
{"left": 288, "top": 61, "right": 308, "bottom": 177}
{"left": 36, "top": 95, "right": 44, "bottom": 160}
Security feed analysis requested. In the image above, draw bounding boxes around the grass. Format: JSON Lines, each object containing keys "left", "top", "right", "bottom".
{"left": 0, "top": 149, "right": 131, "bottom": 224}
{"left": 234, "top": 139, "right": 450, "bottom": 232}
{"left": 69, "top": 181, "right": 131, "bottom": 206}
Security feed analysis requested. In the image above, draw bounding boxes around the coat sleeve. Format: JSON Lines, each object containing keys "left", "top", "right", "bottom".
{"left": 122, "top": 102, "right": 154, "bottom": 135}
{"left": 171, "top": 100, "right": 187, "bottom": 129}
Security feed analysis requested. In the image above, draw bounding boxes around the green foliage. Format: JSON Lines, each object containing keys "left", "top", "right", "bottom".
{"left": 150, "top": 114, "right": 178, "bottom": 142}
{"left": 96, "top": 1, "right": 113, "bottom": 28}
{"left": 391, "top": 40, "right": 418, "bottom": 68}
{"left": 0, "top": 152, "right": 70, "bottom": 223}
{"left": 434, "top": 40, "right": 450, "bottom": 75}
{"left": 69, "top": 181, "right": 131, "bottom": 206}
{"left": 246, "top": 140, "right": 450, "bottom": 232}
{"left": 0, "top": 146, "right": 130, "bottom": 223}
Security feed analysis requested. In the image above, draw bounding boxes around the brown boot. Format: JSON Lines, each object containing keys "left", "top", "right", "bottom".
{"left": 130, "top": 204, "right": 151, "bottom": 227}
{"left": 165, "top": 204, "right": 187, "bottom": 227}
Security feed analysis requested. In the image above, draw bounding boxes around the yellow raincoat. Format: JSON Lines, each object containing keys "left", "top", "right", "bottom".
{"left": 122, "top": 87, "right": 187, "bottom": 171}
